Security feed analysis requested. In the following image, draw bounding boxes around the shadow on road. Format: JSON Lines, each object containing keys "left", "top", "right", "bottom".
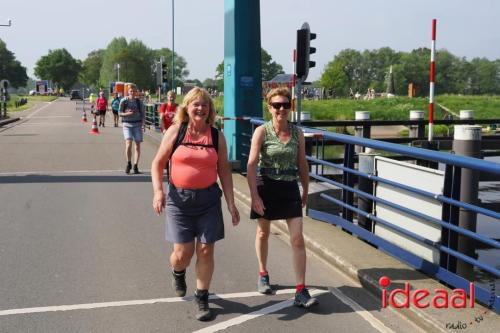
{"left": 0, "top": 174, "right": 154, "bottom": 184}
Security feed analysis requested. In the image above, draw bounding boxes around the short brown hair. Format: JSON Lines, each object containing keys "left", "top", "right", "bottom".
{"left": 266, "top": 87, "right": 291, "bottom": 104}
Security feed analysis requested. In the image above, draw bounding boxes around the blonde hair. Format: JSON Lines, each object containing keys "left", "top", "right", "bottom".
{"left": 174, "top": 87, "right": 216, "bottom": 125}
{"left": 167, "top": 90, "right": 176, "bottom": 98}
{"left": 266, "top": 87, "right": 291, "bottom": 104}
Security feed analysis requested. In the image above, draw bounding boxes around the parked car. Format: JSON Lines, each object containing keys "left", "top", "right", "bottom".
{"left": 70, "top": 90, "right": 83, "bottom": 100}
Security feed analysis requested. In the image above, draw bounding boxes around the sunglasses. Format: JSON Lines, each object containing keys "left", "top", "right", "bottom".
{"left": 269, "top": 102, "right": 291, "bottom": 110}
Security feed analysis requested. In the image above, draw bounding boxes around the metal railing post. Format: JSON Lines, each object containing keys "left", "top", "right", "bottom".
{"left": 453, "top": 125, "right": 481, "bottom": 280}
{"left": 355, "top": 111, "right": 370, "bottom": 153}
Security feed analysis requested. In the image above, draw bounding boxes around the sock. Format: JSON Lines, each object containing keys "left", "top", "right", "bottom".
{"left": 173, "top": 269, "right": 185, "bottom": 276}
{"left": 195, "top": 289, "right": 209, "bottom": 297}
{"left": 127, "top": 161, "right": 132, "bottom": 166}
{"left": 296, "top": 284, "right": 305, "bottom": 293}
{"left": 259, "top": 271, "right": 268, "bottom": 277}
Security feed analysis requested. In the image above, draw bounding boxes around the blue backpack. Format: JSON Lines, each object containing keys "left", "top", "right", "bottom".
{"left": 111, "top": 97, "right": 121, "bottom": 111}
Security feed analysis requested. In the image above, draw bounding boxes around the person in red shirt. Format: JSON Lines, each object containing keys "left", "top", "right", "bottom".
{"left": 95, "top": 91, "right": 108, "bottom": 127}
{"left": 159, "top": 90, "right": 177, "bottom": 134}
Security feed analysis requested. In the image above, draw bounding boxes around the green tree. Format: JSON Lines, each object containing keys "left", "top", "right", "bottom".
{"left": 34, "top": 48, "right": 82, "bottom": 90}
{"left": 152, "top": 48, "right": 189, "bottom": 89}
{"left": 261, "top": 48, "right": 284, "bottom": 81}
{"left": 215, "top": 62, "right": 224, "bottom": 92}
{"left": 469, "top": 58, "right": 500, "bottom": 94}
{"left": 0, "top": 39, "right": 29, "bottom": 88}
{"left": 215, "top": 48, "right": 284, "bottom": 89}
{"left": 320, "top": 49, "right": 363, "bottom": 96}
{"left": 202, "top": 78, "right": 217, "bottom": 90}
{"left": 100, "top": 38, "right": 157, "bottom": 90}
{"left": 80, "top": 49, "right": 104, "bottom": 88}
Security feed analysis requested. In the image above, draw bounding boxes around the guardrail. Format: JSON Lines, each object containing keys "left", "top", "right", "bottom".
{"left": 144, "top": 103, "right": 161, "bottom": 130}
{"left": 246, "top": 117, "right": 500, "bottom": 311}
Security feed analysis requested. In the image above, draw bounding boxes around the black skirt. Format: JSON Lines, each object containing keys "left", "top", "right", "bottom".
{"left": 250, "top": 176, "right": 303, "bottom": 220}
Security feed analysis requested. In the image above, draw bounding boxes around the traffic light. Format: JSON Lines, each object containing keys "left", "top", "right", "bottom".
{"left": 296, "top": 22, "right": 316, "bottom": 82}
{"left": 161, "top": 63, "right": 168, "bottom": 83}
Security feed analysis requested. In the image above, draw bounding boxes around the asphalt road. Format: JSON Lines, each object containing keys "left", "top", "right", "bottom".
{"left": 0, "top": 99, "right": 423, "bottom": 333}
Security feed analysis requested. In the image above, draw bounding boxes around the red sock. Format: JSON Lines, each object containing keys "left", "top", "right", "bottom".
{"left": 296, "top": 284, "right": 305, "bottom": 292}
{"left": 259, "top": 271, "right": 268, "bottom": 277}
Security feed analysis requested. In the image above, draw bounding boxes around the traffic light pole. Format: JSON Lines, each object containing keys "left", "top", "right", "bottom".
{"left": 296, "top": 79, "right": 302, "bottom": 125}
{"left": 158, "top": 58, "right": 163, "bottom": 102}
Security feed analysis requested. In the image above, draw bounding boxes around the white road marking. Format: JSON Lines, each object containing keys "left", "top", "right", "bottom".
{"left": 193, "top": 289, "right": 328, "bottom": 333}
{"left": 233, "top": 187, "right": 400, "bottom": 333}
{"left": 24, "top": 102, "right": 53, "bottom": 119}
{"left": 0, "top": 169, "right": 148, "bottom": 176}
{"left": 329, "top": 287, "right": 396, "bottom": 333}
{"left": 16, "top": 123, "right": 85, "bottom": 126}
{"left": 30, "top": 116, "right": 72, "bottom": 118}
{"left": 0, "top": 289, "right": 298, "bottom": 317}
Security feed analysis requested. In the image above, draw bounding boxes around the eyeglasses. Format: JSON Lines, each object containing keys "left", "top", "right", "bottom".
{"left": 269, "top": 102, "right": 291, "bottom": 110}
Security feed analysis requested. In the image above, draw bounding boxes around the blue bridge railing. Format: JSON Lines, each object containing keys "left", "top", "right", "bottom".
{"left": 246, "top": 117, "right": 500, "bottom": 312}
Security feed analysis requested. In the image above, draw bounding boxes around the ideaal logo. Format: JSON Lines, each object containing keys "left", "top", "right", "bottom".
{"left": 378, "top": 276, "right": 474, "bottom": 309}
{"left": 379, "top": 276, "right": 497, "bottom": 330}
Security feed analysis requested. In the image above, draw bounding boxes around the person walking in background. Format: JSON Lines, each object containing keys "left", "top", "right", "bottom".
{"left": 246, "top": 87, "right": 318, "bottom": 309}
{"left": 159, "top": 90, "right": 177, "bottom": 134}
{"left": 89, "top": 92, "right": 96, "bottom": 119}
{"left": 151, "top": 87, "right": 240, "bottom": 321}
{"left": 111, "top": 93, "right": 122, "bottom": 127}
{"left": 119, "top": 85, "right": 145, "bottom": 174}
{"left": 95, "top": 91, "right": 108, "bottom": 127}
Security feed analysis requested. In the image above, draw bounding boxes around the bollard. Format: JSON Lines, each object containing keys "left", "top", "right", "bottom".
{"left": 453, "top": 125, "right": 481, "bottom": 281}
{"left": 409, "top": 110, "right": 425, "bottom": 139}
{"left": 354, "top": 111, "right": 370, "bottom": 153}
{"left": 357, "top": 150, "right": 377, "bottom": 232}
{"left": 459, "top": 110, "right": 474, "bottom": 120}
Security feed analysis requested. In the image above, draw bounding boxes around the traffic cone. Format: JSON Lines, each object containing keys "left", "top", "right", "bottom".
{"left": 81, "top": 111, "right": 87, "bottom": 123}
{"left": 89, "top": 117, "right": 99, "bottom": 135}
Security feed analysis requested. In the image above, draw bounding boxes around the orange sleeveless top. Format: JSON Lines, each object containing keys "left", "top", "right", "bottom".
{"left": 170, "top": 127, "right": 218, "bottom": 189}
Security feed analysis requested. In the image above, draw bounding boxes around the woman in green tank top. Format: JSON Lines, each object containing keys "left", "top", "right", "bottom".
{"left": 246, "top": 87, "right": 318, "bottom": 308}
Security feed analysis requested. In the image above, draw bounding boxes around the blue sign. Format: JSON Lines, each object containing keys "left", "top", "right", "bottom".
{"left": 240, "top": 76, "right": 254, "bottom": 88}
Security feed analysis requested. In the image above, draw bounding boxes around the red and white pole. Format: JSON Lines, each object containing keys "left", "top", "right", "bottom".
{"left": 428, "top": 19, "right": 437, "bottom": 142}
{"left": 292, "top": 49, "right": 296, "bottom": 114}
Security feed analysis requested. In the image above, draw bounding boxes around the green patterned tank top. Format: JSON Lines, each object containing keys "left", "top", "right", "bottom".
{"left": 258, "top": 121, "right": 299, "bottom": 181}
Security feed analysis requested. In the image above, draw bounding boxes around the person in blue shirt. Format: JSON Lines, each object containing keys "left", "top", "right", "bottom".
{"left": 111, "top": 93, "right": 122, "bottom": 127}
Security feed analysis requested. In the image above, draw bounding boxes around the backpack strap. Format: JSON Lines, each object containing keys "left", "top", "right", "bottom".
{"left": 211, "top": 126, "right": 219, "bottom": 154}
{"left": 171, "top": 122, "right": 188, "bottom": 158}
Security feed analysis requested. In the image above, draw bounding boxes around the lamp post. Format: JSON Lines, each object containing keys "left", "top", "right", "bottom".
{"left": 0, "top": 19, "right": 12, "bottom": 27}
{"left": 171, "top": 0, "right": 175, "bottom": 91}
{"left": 114, "top": 63, "right": 121, "bottom": 82}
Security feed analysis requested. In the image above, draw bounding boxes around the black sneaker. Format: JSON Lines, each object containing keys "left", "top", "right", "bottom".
{"left": 125, "top": 162, "right": 132, "bottom": 174}
{"left": 294, "top": 288, "right": 318, "bottom": 308}
{"left": 194, "top": 290, "right": 212, "bottom": 321}
{"left": 171, "top": 270, "right": 187, "bottom": 297}
{"left": 257, "top": 274, "right": 273, "bottom": 294}
{"left": 133, "top": 164, "right": 140, "bottom": 174}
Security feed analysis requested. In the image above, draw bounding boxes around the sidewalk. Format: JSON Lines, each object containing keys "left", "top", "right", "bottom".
{"left": 144, "top": 126, "right": 498, "bottom": 332}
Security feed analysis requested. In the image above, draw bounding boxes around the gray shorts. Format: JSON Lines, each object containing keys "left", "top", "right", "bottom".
{"left": 165, "top": 182, "right": 225, "bottom": 244}
{"left": 122, "top": 125, "right": 143, "bottom": 142}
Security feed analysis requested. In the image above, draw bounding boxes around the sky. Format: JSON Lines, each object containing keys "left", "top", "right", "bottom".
{"left": 1, "top": 0, "right": 500, "bottom": 83}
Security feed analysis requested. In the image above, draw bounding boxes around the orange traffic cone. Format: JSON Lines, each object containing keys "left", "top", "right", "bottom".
{"left": 89, "top": 117, "right": 99, "bottom": 134}
{"left": 81, "top": 111, "right": 87, "bottom": 123}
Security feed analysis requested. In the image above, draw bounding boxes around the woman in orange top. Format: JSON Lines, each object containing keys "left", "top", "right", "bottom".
{"left": 151, "top": 87, "right": 239, "bottom": 322}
